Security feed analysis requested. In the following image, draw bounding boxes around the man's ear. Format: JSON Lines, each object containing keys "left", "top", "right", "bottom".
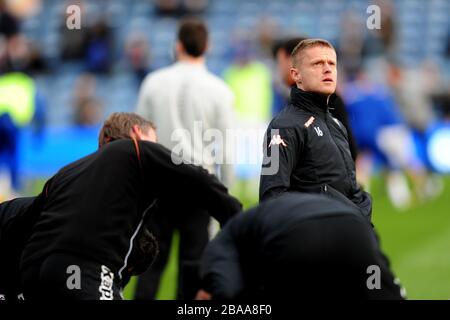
{"left": 290, "top": 67, "right": 301, "bottom": 84}
{"left": 175, "top": 41, "right": 183, "bottom": 57}
{"left": 131, "top": 125, "right": 141, "bottom": 139}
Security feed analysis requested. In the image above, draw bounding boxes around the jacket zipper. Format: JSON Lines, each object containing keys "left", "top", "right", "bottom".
{"left": 324, "top": 112, "right": 354, "bottom": 192}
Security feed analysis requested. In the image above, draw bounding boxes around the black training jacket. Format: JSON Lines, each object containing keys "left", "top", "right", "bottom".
{"left": 200, "top": 192, "right": 403, "bottom": 300}
{"left": 0, "top": 196, "right": 40, "bottom": 298}
{"left": 260, "top": 87, "right": 372, "bottom": 220}
{"left": 20, "top": 139, "right": 242, "bottom": 279}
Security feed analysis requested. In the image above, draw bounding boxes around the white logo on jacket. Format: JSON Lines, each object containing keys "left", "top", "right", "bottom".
{"left": 99, "top": 265, "right": 114, "bottom": 300}
{"left": 304, "top": 116, "right": 315, "bottom": 128}
{"left": 314, "top": 126, "right": 323, "bottom": 137}
{"left": 269, "top": 134, "right": 287, "bottom": 147}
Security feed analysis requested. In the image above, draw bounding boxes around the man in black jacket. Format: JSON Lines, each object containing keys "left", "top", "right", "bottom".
{"left": 272, "top": 36, "right": 358, "bottom": 160}
{"left": 260, "top": 38, "right": 371, "bottom": 221}
{"left": 0, "top": 113, "right": 156, "bottom": 300}
{"left": 199, "top": 192, "right": 405, "bottom": 300}
{"left": 0, "top": 113, "right": 154, "bottom": 300}
{"left": 17, "top": 113, "right": 241, "bottom": 300}
{"left": 0, "top": 197, "right": 41, "bottom": 300}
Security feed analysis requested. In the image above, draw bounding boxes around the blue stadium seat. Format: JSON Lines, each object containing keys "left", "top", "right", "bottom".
{"left": 210, "top": 0, "right": 238, "bottom": 14}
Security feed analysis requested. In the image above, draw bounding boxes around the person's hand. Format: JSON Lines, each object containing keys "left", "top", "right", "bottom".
{"left": 195, "top": 289, "right": 212, "bottom": 300}
{"left": 127, "top": 227, "right": 159, "bottom": 275}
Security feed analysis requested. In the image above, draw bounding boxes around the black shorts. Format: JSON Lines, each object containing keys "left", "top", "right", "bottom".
{"left": 21, "top": 252, "right": 123, "bottom": 300}
{"left": 0, "top": 265, "right": 24, "bottom": 301}
{"left": 0, "top": 281, "right": 24, "bottom": 301}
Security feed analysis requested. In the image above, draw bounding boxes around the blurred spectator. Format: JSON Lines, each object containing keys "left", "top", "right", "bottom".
{"left": 59, "top": 0, "right": 88, "bottom": 61}
{"left": 183, "top": 0, "right": 209, "bottom": 15}
{"left": 26, "top": 40, "right": 47, "bottom": 73}
{"left": 154, "top": 0, "right": 209, "bottom": 17}
{"left": 343, "top": 69, "right": 432, "bottom": 208}
{"left": 73, "top": 72, "right": 95, "bottom": 100}
{"left": 255, "top": 17, "right": 279, "bottom": 63}
{"left": 154, "top": 0, "right": 180, "bottom": 16}
{"left": 387, "top": 60, "right": 443, "bottom": 190}
{"left": 1, "top": 33, "right": 47, "bottom": 74}
{"left": 387, "top": 61, "right": 436, "bottom": 133}
{"left": 2, "top": 0, "right": 41, "bottom": 19}
{"left": 223, "top": 34, "right": 272, "bottom": 123}
{"left": 84, "top": 18, "right": 113, "bottom": 73}
{"left": 135, "top": 18, "right": 236, "bottom": 300}
{"left": 337, "top": 11, "right": 365, "bottom": 80}
{"left": 271, "top": 36, "right": 307, "bottom": 114}
{"left": 59, "top": 0, "right": 112, "bottom": 73}
{"left": 223, "top": 32, "right": 272, "bottom": 205}
{"left": 0, "top": 71, "right": 46, "bottom": 192}
{"left": 424, "top": 54, "right": 450, "bottom": 175}
{"left": 362, "top": 0, "right": 397, "bottom": 60}
{"left": 125, "top": 32, "right": 153, "bottom": 86}
{"left": 0, "top": 0, "right": 20, "bottom": 38}
{"left": 72, "top": 73, "right": 102, "bottom": 126}
{"left": 1, "top": 8, "right": 48, "bottom": 75}
{"left": 6, "top": 34, "right": 29, "bottom": 71}
{"left": 0, "top": 112, "right": 18, "bottom": 198}
{"left": 432, "top": 90, "right": 450, "bottom": 122}
{"left": 74, "top": 97, "right": 102, "bottom": 126}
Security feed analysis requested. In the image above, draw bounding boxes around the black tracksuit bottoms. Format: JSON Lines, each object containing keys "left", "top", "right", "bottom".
{"left": 21, "top": 252, "right": 123, "bottom": 300}
{"left": 134, "top": 207, "right": 210, "bottom": 300}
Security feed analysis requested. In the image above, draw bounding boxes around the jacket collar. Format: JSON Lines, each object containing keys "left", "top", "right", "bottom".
{"left": 290, "top": 86, "right": 337, "bottom": 117}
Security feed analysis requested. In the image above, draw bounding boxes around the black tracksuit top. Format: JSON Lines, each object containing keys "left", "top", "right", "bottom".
{"left": 200, "top": 192, "right": 403, "bottom": 300}
{"left": 0, "top": 197, "right": 37, "bottom": 296}
{"left": 260, "top": 87, "right": 372, "bottom": 219}
{"left": 20, "top": 139, "right": 242, "bottom": 277}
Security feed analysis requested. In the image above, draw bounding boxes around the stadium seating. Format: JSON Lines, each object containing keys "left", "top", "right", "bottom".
{"left": 19, "top": 0, "right": 449, "bottom": 127}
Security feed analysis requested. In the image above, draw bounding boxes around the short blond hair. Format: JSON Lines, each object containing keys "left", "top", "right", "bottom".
{"left": 291, "top": 38, "right": 335, "bottom": 67}
{"left": 98, "top": 112, "right": 156, "bottom": 147}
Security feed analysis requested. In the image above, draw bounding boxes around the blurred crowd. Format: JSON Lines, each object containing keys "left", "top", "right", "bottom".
{"left": 0, "top": 0, "right": 449, "bottom": 209}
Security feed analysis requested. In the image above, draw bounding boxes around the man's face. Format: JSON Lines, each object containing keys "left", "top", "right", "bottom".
{"left": 290, "top": 46, "right": 337, "bottom": 96}
{"left": 276, "top": 48, "right": 295, "bottom": 87}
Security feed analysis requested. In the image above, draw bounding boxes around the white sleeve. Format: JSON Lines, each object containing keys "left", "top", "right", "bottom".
{"left": 135, "top": 77, "right": 153, "bottom": 121}
{"left": 215, "top": 88, "right": 236, "bottom": 188}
